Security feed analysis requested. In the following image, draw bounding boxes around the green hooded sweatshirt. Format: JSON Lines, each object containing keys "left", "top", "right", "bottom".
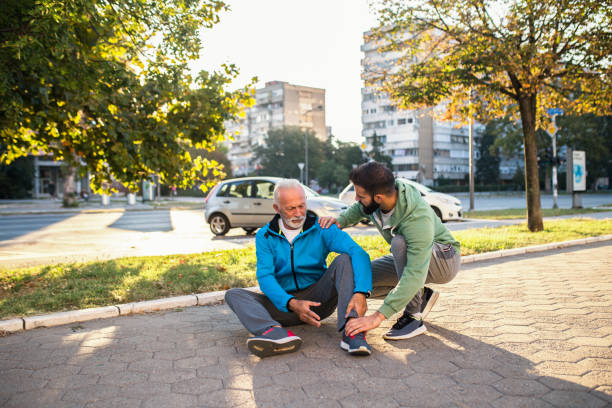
{"left": 337, "top": 179, "right": 460, "bottom": 318}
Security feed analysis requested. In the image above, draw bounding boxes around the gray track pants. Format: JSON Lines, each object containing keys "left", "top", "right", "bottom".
{"left": 225, "top": 254, "right": 359, "bottom": 336}
{"left": 371, "top": 235, "right": 461, "bottom": 316}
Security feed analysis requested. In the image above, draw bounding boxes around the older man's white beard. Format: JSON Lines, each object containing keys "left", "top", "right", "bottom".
{"left": 282, "top": 216, "right": 305, "bottom": 230}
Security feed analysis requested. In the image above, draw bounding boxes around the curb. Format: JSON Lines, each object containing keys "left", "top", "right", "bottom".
{"left": 0, "top": 206, "right": 203, "bottom": 216}
{"left": 1, "top": 237, "right": 611, "bottom": 335}
{"left": 460, "top": 234, "right": 612, "bottom": 264}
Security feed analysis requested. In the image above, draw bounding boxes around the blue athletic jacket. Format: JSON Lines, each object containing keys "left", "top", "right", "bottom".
{"left": 255, "top": 211, "right": 372, "bottom": 312}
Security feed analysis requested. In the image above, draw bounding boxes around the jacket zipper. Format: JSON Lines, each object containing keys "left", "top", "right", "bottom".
{"left": 290, "top": 244, "right": 300, "bottom": 291}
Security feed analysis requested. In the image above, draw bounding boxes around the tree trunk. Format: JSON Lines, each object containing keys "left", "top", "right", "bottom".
{"left": 62, "top": 165, "right": 79, "bottom": 208}
{"left": 518, "top": 94, "right": 543, "bottom": 231}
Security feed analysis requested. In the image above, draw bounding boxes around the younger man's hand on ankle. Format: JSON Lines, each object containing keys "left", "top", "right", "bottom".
{"left": 345, "top": 312, "right": 385, "bottom": 337}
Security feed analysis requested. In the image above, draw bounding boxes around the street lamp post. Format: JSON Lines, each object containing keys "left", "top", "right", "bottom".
{"left": 546, "top": 108, "right": 563, "bottom": 209}
{"left": 297, "top": 162, "right": 304, "bottom": 184}
{"left": 302, "top": 105, "right": 323, "bottom": 187}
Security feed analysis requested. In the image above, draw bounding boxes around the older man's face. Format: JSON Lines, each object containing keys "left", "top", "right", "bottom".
{"left": 273, "top": 187, "right": 306, "bottom": 230}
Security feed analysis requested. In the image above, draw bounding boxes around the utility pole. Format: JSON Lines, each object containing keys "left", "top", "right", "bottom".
{"left": 305, "top": 132, "right": 309, "bottom": 186}
{"left": 551, "top": 117, "right": 558, "bottom": 209}
{"left": 468, "top": 89, "right": 474, "bottom": 211}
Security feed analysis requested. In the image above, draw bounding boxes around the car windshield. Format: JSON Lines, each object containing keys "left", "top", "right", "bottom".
{"left": 402, "top": 179, "right": 433, "bottom": 193}
{"left": 302, "top": 185, "right": 319, "bottom": 198}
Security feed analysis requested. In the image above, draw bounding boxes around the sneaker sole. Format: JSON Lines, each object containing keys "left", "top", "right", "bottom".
{"left": 340, "top": 341, "right": 372, "bottom": 356}
{"left": 247, "top": 337, "right": 302, "bottom": 358}
{"left": 383, "top": 323, "right": 427, "bottom": 340}
{"left": 421, "top": 290, "right": 439, "bottom": 320}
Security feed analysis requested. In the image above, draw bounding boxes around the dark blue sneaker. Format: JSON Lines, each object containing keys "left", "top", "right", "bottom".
{"left": 247, "top": 326, "right": 302, "bottom": 358}
{"left": 340, "top": 332, "right": 372, "bottom": 356}
{"left": 420, "top": 286, "right": 439, "bottom": 319}
{"left": 383, "top": 314, "right": 427, "bottom": 340}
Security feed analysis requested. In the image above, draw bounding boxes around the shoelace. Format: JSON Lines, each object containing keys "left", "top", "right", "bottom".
{"left": 392, "top": 314, "right": 414, "bottom": 330}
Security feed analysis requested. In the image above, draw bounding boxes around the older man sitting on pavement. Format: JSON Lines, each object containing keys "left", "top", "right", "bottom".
{"left": 225, "top": 179, "right": 373, "bottom": 358}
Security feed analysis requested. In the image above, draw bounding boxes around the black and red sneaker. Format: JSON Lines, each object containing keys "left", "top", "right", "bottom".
{"left": 247, "top": 326, "right": 302, "bottom": 358}
{"left": 340, "top": 332, "right": 372, "bottom": 356}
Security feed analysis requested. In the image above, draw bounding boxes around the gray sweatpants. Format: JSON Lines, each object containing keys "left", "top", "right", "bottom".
{"left": 225, "top": 254, "right": 359, "bottom": 336}
{"left": 371, "top": 235, "right": 461, "bottom": 316}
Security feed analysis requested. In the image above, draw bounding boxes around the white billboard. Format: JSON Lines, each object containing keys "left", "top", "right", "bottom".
{"left": 572, "top": 150, "right": 586, "bottom": 192}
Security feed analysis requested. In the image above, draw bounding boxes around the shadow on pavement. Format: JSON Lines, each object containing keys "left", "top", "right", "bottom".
{"left": 0, "top": 303, "right": 610, "bottom": 407}
{"left": 246, "top": 320, "right": 610, "bottom": 408}
{"left": 108, "top": 210, "right": 173, "bottom": 232}
{"left": 0, "top": 213, "right": 79, "bottom": 242}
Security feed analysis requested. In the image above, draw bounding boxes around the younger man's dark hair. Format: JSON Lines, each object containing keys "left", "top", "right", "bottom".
{"left": 349, "top": 161, "right": 395, "bottom": 196}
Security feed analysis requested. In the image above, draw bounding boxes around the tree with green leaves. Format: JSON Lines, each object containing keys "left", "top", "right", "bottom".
{"left": 1, "top": 0, "right": 252, "bottom": 205}
{"left": 557, "top": 115, "right": 612, "bottom": 190}
{"left": 368, "top": 132, "right": 393, "bottom": 169}
{"left": 0, "top": 154, "right": 33, "bottom": 199}
{"left": 370, "top": 0, "right": 611, "bottom": 231}
{"left": 476, "top": 121, "right": 501, "bottom": 184}
{"left": 318, "top": 137, "right": 364, "bottom": 192}
{"left": 253, "top": 127, "right": 326, "bottom": 181}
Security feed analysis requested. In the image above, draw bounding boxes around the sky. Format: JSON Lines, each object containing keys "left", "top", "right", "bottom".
{"left": 191, "top": 0, "right": 379, "bottom": 144}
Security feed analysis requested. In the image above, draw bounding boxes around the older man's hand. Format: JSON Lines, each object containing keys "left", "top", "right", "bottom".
{"left": 346, "top": 293, "right": 367, "bottom": 318}
{"left": 288, "top": 298, "right": 321, "bottom": 327}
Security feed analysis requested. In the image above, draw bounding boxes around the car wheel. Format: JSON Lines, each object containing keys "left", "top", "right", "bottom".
{"left": 243, "top": 227, "right": 257, "bottom": 235}
{"left": 431, "top": 206, "right": 445, "bottom": 222}
{"left": 209, "top": 213, "right": 230, "bottom": 236}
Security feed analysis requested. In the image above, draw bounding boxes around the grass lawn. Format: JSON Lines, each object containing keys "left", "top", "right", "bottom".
{"left": 0, "top": 218, "right": 610, "bottom": 319}
{"left": 465, "top": 207, "right": 611, "bottom": 219}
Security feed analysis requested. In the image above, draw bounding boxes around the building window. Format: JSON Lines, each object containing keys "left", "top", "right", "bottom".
{"left": 382, "top": 105, "right": 396, "bottom": 112}
{"left": 398, "top": 118, "right": 406, "bottom": 125}
{"left": 393, "top": 164, "right": 419, "bottom": 172}
{"left": 434, "top": 149, "right": 451, "bottom": 157}
{"left": 451, "top": 135, "right": 468, "bottom": 144}
{"left": 387, "top": 120, "right": 394, "bottom": 126}
{"left": 367, "top": 135, "right": 387, "bottom": 144}
{"left": 364, "top": 120, "right": 386, "bottom": 130}
{"left": 391, "top": 148, "right": 418, "bottom": 157}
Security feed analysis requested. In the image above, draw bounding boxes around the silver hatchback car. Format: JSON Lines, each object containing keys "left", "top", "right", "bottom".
{"left": 204, "top": 177, "right": 349, "bottom": 236}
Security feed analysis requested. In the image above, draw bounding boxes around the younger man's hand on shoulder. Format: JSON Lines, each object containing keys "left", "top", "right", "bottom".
{"left": 318, "top": 216, "right": 339, "bottom": 229}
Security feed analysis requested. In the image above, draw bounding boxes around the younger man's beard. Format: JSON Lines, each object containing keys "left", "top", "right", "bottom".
{"left": 361, "top": 195, "right": 380, "bottom": 215}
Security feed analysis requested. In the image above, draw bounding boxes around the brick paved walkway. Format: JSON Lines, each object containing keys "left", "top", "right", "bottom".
{"left": 1, "top": 242, "right": 611, "bottom": 408}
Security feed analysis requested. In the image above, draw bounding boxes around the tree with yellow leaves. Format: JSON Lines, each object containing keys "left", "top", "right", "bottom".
{"left": 369, "top": 0, "right": 611, "bottom": 231}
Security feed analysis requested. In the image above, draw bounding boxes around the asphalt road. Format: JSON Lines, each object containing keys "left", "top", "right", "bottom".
{"left": 455, "top": 191, "right": 612, "bottom": 211}
{"left": 1, "top": 206, "right": 611, "bottom": 269}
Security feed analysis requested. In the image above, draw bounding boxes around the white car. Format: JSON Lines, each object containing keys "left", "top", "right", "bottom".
{"left": 338, "top": 179, "right": 463, "bottom": 222}
{"left": 204, "top": 177, "right": 349, "bottom": 236}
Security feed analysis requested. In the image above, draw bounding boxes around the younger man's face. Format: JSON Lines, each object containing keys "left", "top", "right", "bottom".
{"left": 354, "top": 184, "right": 379, "bottom": 215}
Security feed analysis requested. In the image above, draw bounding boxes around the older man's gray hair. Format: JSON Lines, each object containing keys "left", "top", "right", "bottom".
{"left": 273, "top": 179, "right": 304, "bottom": 205}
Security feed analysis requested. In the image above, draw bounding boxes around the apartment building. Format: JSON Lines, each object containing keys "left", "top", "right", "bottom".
{"left": 225, "top": 81, "right": 326, "bottom": 176}
{"left": 361, "top": 31, "right": 479, "bottom": 186}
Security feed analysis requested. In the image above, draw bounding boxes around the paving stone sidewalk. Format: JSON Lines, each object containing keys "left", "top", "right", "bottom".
{"left": 1, "top": 242, "right": 611, "bottom": 408}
